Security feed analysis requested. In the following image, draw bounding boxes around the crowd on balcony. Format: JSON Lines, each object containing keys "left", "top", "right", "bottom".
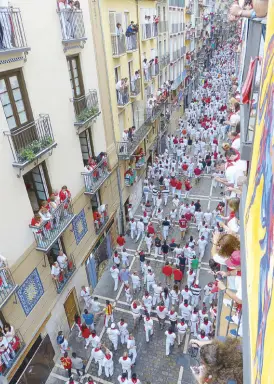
{"left": 30, "top": 186, "right": 72, "bottom": 242}
{"left": 51, "top": 251, "right": 75, "bottom": 291}
{"left": 93, "top": 203, "right": 108, "bottom": 233}
{"left": 0, "top": 322, "right": 21, "bottom": 372}
{"left": 83, "top": 153, "right": 108, "bottom": 176}
{"left": 116, "top": 78, "right": 129, "bottom": 106}
{"left": 58, "top": 0, "right": 84, "bottom": 40}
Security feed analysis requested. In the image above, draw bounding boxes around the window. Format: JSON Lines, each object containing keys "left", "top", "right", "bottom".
{"left": 124, "top": 12, "right": 130, "bottom": 29}
{"left": 163, "top": 6, "right": 166, "bottom": 21}
{"left": 109, "top": 11, "right": 123, "bottom": 34}
{"left": 47, "top": 239, "right": 66, "bottom": 266}
{"left": 0, "top": 70, "right": 32, "bottom": 130}
{"left": 67, "top": 55, "right": 84, "bottom": 98}
{"left": 23, "top": 162, "right": 51, "bottom": 213}
{"left": 79, "top": 128, "right": 95, "bottom": 165}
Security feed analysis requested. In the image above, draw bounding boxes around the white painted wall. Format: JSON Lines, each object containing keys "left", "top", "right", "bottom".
{"left": 0, "top": 0, "right": 106, "bottom": 265}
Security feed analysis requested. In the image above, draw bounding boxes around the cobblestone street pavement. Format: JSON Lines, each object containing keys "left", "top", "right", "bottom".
{"left": 47, "top": 173, "right": 224, "bottom": 384}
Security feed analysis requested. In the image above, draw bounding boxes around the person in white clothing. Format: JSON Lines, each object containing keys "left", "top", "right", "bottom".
{"left": 119, "top": 352, "right": 132, "bottom": 379}
{"left": 110, "top": 265, "right": 119, "bottom": 291}
{"left": 168, "top": 307, "right": 178, "bottom": 332}
{"left": 131, "top": 272, "right": 141, "bottom": 293}
{"left": 202, "top": 289, "right": 213, "bottom": 312}
{"left": 181, "top": 285, "right": 192, "bottom": 303}
{"left": 118, "top": 319, "right": 129, "bottom": 344}
{"left": 203, "top": 209, "right": 212, "bottom": 226}
{"left": 136, "top": 219, "right": 145, "bottom": 242}
{"left": 145, "top": 234, "right": 153, "bottom": 254}
{"left": 152, "top": 282, "right": 163, "bottom": 306}
{"left": 142, "top": 291, "right": 152, "bottom": 314}
{"left": 80, "top": 286, "right": 93, "bottom": 308}
{"left": 91, "top": 344, "right": 104, "bottom": 376}
{"left": 200, "top": 317, "right": 212, "bottom": 336}
{"left": 118, "top": 373, "right": 129, "bottom": 384}
{"left": 197, "top": 236, "right": 208, "bottom": 261}
{"left": 127, "top": 334, "right": 137, "bottom": 365}
{"left": 179, "top": 299, "right": 192, "bottom": 323}
{"left": 124, "top": 284, "right": 132, "bottom": 304}
{"left": 131, "top": 300, "right": 142, "bottom": 327}
{"left": 102, "top": 346, "right": 114, "bottom": 378}
{"left": 130, "top": 219, "right": 137, "bottom": 239}
{"left": 197, "top": 330, "right": 209, "bottom": 341}
{"left": 156, "top": 303, "right": 168, "bottom": 329}
{"left": 146, "top": 268, "right": 155, "bottom": 292}
{"left": 121, "top": 248, "right": 130, "bottom": 267}
{"left": 128, "top": 373, "right": 141, "bottom": 384}
{"left": 177, "top": 318, "right": 188, "bottom": 345}
{"left": 187, "top": 269, "right": 196, "bottom": 287}
{"left": 107, "top": 323, "right": 120, "bottom": 351}
{"left": 143, "top": 313, "right": 154, "bottom": 342}
{"left": 165, "top": 327, "right": 176, "bottom": 356}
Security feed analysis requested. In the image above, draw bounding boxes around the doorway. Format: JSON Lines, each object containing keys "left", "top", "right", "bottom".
{"left": 64, "top": 288, "right": 79, "bottom": 329}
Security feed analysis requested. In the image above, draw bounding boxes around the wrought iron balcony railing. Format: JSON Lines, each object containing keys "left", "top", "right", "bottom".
{"left": 82, "top": 157, "right": 110, "bottom": 195}
{"left": 126, "top": 34, "right": 138, "bottom": 51}
{"left": 52, "top": 254, "right": 76, "bottom": 294}
{"left": 116, "top": 88, "right": 130, "bottom": 107}
{"left": 141, "top": 22, "right": 158, "bottom": 40}
{"left": 130, "top": 77, "right": 141, "bottom": 97}
{"left": 30, "top": 199, "right": 75, "bottom": 252}
{"left": 152, "top": 63, "right": 159, "bottom": 76}
{"left": 4, "top": 115, "right": 57, "bottom": 170}
{"left": 1, "top": 329, "right": 25, "bottom": 377}
{"left": 144, "top": 66, "right": 152, "bottom": 83}
{"left": 72, "top": 90, "right": 100, "bottom": 127}
{"left": 0, "top": 7, "right": 30, "bottom": 54}
{"left": 117, "top": 124, "right": 150, "bottom": 160}
{"left": 0, "top": 267, "right": 17, "bottom": 309}
{"left": 57, "top": 9, "right": 86, "bottom": 42}
{"left": 94, "top": 212, "right": 109, "bottom": 235}
{"left": 111, "top": 34, "right": 126, "bottom": 56}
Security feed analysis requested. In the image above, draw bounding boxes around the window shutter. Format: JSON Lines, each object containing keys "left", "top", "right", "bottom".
{"left": 109, "top": 12, "right": 116, "bottom": 34}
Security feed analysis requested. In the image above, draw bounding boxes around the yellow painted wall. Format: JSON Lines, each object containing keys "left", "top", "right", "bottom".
{"left": 244, "top": 1, "right": 274, "bottom": 382}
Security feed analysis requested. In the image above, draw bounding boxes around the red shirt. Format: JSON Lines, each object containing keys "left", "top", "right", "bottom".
{"left": 170, "top": 178, "right": 177, "bottom": 187}
{"left": 179, "top": 218, "right": 187, "bottom": 228}
{"left": 182, "top": 164, "right": 188, "bottom": 171}
{"left": 162, "top": 265, "right": 173, "bottom": 277}
{"left": 194, "top": 168, "right": 201, "bottom": 176}
{"left": 185, "top": 181, "right": 192, "bottom": 191}
{"left": 81, "top": 327, "right": 91, "bottom": 339}
{"left": 176, "top": 181, "right": 182, "bottom": 190}
{"left": 148, "top": 225, "right": 155, "bottom": 235}
{"left": 173, "top": 269, "right": 183, "bottom": 281}
{"left": 185, "top": 212, "right": 192, "bottom": 221}
{"left": 60, "top": 356, "right": 72, "bottom": 370}
{"left": 117, "top": 236, "right": 125, "bottom": 246}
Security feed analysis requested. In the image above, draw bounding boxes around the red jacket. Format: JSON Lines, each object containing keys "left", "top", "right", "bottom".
{"left": 117, "top": 236, "right": 125, "bottom": 246}
{"left": 162, "top": 265, "right": 173, "bottom": 276}
{"left": 182, "top": 164, "right": 188, "bottom": 171}
{"left": 173, "top": 269, "right": 183, "bottom": 281}
{"left": 170, "top": 178, "right": 177, "bottom": 187}
{"left": 176, "top": 181, "right": 182, "bottom": 190}
{"left": 185, "top": 181, "right": 192, "bottom": 191}
{"left": 185, "top": 212, "right": 192, "bottom": 221}
{"left": 179, "top": 218, "right": 187, "bottom": 228}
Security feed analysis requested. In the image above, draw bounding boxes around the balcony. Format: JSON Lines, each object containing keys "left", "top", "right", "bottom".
{"left": 130, "top": 77, "right": 141, "bottom": 97}
{"left": 111, "top": 34, "right": 126, "bottom": 57}
{"left": 57, "top": 9, "right": 86, "bottom": 44}
{"left": 144, "top": 66, "right": 152, "bottom": 83}
{"left": 0, "top": 329, "right": 25, "bottom": 377}
{"left": 171, "top": 74, "right": 182, "bottom": 90}
{"left": 30, "top": 199, "right": 75, "bottom": 252}
{"left": 152, "top": 62, "right": 159, "bottom": 76}
{"left": 0, "top": 267, "right": 17, "bottom": 309}
{"left": 159, "top": 20, "right": 168, "bottom": 33}
{"left": 124, "top": 169, "right": 137, "bottom": 186}
{"left": 52, "top": 254, "right": 76, "bottom": 294}
{"left": 82, "top": 157, "right": 111, "bottom": 195}
{"left": 94, "top": 208, "right": 109, "bottom": 235}
{"left": 116, "top": 82, "right": 130, "bottom": 108}
{"left": 4, "top": 115, "right": 57, "bottom": 174}
{"left": 126, "top": 34, "right": 138, "bottom": 52}
{"left": 0, "top": 7, "right": 30, "bottom": 56}
{"left": 117, "top": 123, "right": 151, "bottom": 160}
{"left": 141, "top": 22, "right": 158, "bottom": 40}
{"left": 72, "top": 90, "right": 100, "bottom": 131}
{"left": 146, "top": 102, "right": 166, "bottom": 124}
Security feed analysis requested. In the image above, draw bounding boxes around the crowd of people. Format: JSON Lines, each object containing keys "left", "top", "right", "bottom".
{"left": 57, "top": 40, "right": 244, "bottom": 384}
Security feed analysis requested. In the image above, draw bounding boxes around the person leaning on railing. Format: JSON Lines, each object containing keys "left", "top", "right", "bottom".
{"left": 189, "top": 337, "right": 243, "bottom": 383}
{"left": 229, "top": 0, "right": 268, "bottom": 20}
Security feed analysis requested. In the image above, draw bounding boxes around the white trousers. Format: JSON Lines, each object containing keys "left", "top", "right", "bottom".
{"left": 166, "top": 340, "right": 174, "bottom": 355}
{"left": 104, "top": 361, "right": 114, "bottom": 377}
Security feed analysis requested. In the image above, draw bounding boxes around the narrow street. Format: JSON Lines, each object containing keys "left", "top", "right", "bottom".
{"left": 47, "top": 170, "right": 224, "bottom": 384}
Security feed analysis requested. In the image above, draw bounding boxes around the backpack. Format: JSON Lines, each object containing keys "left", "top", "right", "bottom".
{"left": 56, "top": 335, "right": 64, "bottom": 345}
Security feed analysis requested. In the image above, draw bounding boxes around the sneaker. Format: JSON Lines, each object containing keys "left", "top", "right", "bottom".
{"left": 230, "top": 329, "right": 240, "bottom": 337}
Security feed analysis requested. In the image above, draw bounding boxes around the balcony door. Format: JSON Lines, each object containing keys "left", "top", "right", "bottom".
{"left": 67, "top": 55, "right": 84, "bottom": 98}
{"left": 64, "top": 288, "right": 80, "bottom": 329}
{"left": 23, "top": 162, "right": 51, "bottom": 212}
{"left": 79, "top": 128, "right": 95, "bottom": 166}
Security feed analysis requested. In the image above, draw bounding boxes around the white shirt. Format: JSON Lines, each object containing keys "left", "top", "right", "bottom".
{"left": 179, "top": 303, "right": 192, "bottom": 320}
{"left": 51, "top": 264, "right": 60, "bottom": 276}
{"left": 137, "top": 221, "right": 145, "bottom": 232}
{"left": 156, "top": 306, "right": 168, "bottom": 319}
{"left": 119, "top": 356, "right": 132, "bottom": 369}
{"left": 110, "top": 266, "right": 119, "bottom": 279}
{"left": 165, "top": 331, "right": 176, "bottom": 343}
{"left": 57, "top": 254, "right": 68, "bottom": 269}
{"left": 118, "top": 322, "right": 129, "bottom": 334}
{"left": 177, "top": 322, "right": 188, "bottom": 333}
{"left": 107, "top": 327, "right": 120, "bottom": 341}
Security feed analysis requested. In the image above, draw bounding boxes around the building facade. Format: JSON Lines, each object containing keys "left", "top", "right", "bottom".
{"left": 0, "top": 0, "right": 120, "bottom": 381}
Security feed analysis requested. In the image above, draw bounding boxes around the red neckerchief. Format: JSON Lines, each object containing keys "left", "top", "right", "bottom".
{"left": 226, "top": 152, "right": 240, "bottom": 168}
{"left": 132, "top": 302, "right": 137, "bottom": 309}
{"left": 168, "top": 330, "right": 173, "bottom": 334}
{"left": 201, "top": 334, "right": 205, "bottom": 339}
{"left": 132, "top": 379, "right": 137, "bottom": 384}
{"left": 181, "top": 321, "right": 185, "bottom": 325}
{"left": 170, "top": 310, "right": 175, "bottom": 315}
{"left": 159, "top": 306, "right": 165, "bottom": 312}
{"left": 184, "top": 304, "right": 188, "bottom": 307}
{"left": 105, "top": 353, "right": 111, "bottom": 360}
{"left": 123, "top": 356, "right": 128, "bottom": 361}
{"left": 185, "top": 288, "right": 188, "bottom": 292}
{"left": 228, "top": 211, "right": 236, "bottom": 221}
{"left": 95, "top": 348, "right": 100, "bottom": 352}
